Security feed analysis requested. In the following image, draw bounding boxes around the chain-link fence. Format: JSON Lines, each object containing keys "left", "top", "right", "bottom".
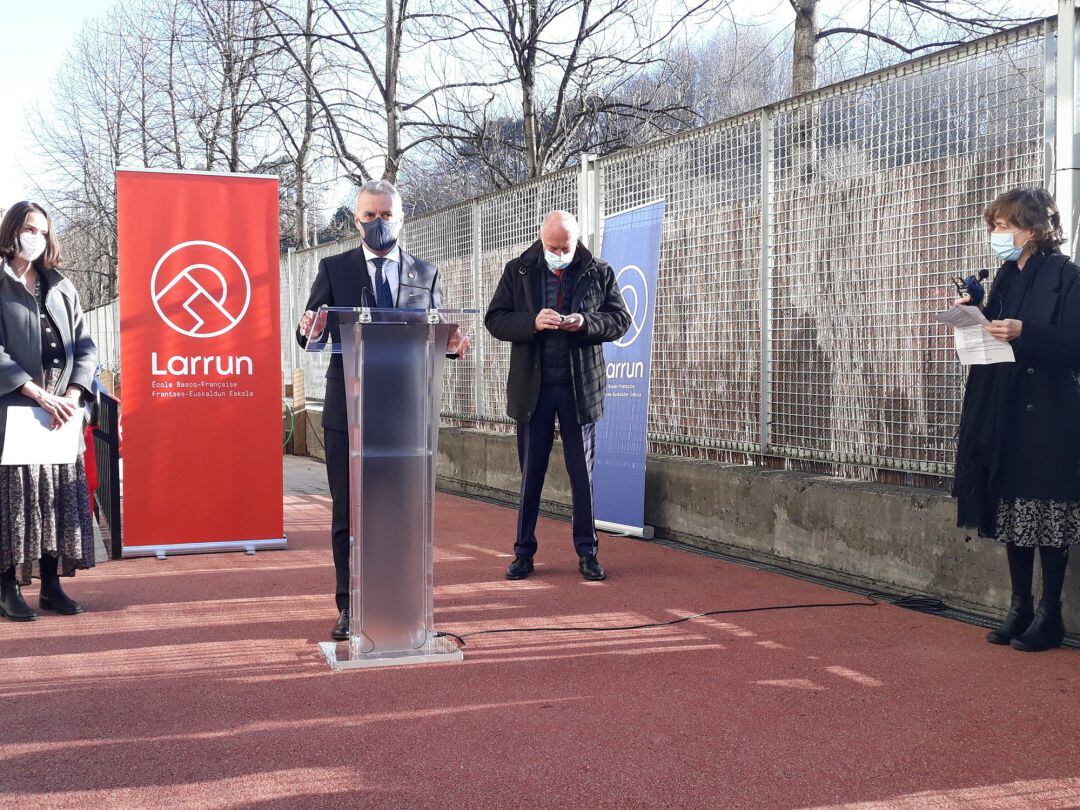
{"left": 87, "top": 19, "right": 1061, "bottom": 487}
{"left": 763, "top": 22, "right": 1047, "bottom": 479}
{"left": 84, "top": 300, "right": 120, "bottom": 372}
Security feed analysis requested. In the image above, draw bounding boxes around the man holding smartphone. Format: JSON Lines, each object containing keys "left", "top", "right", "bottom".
{"left": 485, "top": 211, "right": 631, "bottom": 582}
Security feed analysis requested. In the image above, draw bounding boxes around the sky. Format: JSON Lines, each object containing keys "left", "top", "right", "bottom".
{"left": 0, "top": 0, "right": 1058, "bottom": 211}
{"left": 0, "top": 0, "right": 118, "bottom": 209}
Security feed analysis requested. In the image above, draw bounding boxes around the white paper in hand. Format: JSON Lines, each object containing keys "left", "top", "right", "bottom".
{"left": 933, "top": 306, "right": 1015, "bottom": 365}
{"left": 1, "top": 407, "right": 84, "bottom": 466}
{"left": 933, "top": 305, "right": 989, "bottom": 328}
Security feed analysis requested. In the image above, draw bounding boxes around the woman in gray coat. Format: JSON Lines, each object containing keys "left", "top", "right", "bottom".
{"left": 0, "top": 201, "right": 97, "bottom": 622}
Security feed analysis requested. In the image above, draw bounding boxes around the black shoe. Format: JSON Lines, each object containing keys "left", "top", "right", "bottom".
{"left": 987, "top": 594, "right": 1034, "bottom": 645}
{"left": 38, "top": 577, "right": 85, "bottom": 616}
{"left": 331, "top": 609, "right": 350, "bottom": 641}
{"left": 1011, "top": 600, "right": 1066, "bottom": 652}
{"left": 0, "top": 568, "right": 37, "bottom": 622}
{"left": 506, "top": 555, "right": 534, "bottom": 580}
{"left": 579, "top": 555, "right": 606, "bottom": 581}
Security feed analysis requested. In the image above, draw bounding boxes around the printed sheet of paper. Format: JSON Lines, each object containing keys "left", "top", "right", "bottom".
{"left": 1, "top": 407, "right": 84, "bottom": 466}
{"left": 933, "top": 306, "right": 1015, "bottom": 365}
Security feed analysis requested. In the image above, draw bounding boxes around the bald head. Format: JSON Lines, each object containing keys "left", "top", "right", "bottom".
{"left": 540, "top": 211, "right": 580, "bottom": 256}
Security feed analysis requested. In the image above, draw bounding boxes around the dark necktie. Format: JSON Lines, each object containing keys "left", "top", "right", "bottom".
{"left": 372, "top": 257, "right": 394, "bottom": 308}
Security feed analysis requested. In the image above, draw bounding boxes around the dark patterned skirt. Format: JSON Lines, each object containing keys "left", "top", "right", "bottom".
{"left": 0, "top": 369, "right": 95, "bottom": 584}
{"left": 996, "top": 498, "right": 1080, "bottom": 548}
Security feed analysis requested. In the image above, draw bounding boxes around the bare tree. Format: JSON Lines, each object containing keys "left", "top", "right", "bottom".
{"left": 31, "top": 16, "right": 135, "bottom": 305}
{"left": 424, "top": 0, "right": 725, "bottom": 184}
{"left": 255, "top": 0, "right": 500, "bottom": 185}
{"left": 184, "top": 1, "right": 276, "bottom": 171}
{"left": 790, "top": 0, "right": 1039, "bottom": 95}
{"left": 254, "top": 0, "right": 328, "bottom": 246}
{"left": 32, "top": 0, "right": 291, "bottom": 305}
{"left": 397, "top": 20, "right": 788, "bottom": 208}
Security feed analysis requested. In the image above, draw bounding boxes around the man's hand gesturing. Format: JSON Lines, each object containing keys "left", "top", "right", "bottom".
{"left": 299, "top": 309, "right": 328, "bottom": 339}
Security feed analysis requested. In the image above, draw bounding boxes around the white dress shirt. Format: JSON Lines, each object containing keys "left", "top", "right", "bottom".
{"left": 362, "top": 244, "right": 401, "bottom": 305}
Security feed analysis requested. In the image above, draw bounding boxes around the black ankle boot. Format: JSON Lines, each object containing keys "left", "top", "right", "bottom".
{"left": 38, "top": 558, "right": 84, "bottom": 616}
{"left": 0, "top": 567, "right": 37, "bottom": 622}
{"left": 1011, "top": 599, "right": 1065, "bottom": 652}
{"left": 987, "top": 594, "right": 1034, "bottom": 645}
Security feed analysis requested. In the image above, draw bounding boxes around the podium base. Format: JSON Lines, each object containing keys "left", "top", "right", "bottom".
{"left": 318, "top": 636, "right": 463, "bottom": 671}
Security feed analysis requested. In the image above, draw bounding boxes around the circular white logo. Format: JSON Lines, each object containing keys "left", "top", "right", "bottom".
{"left": 614, "top": 264, "right": 649, "bottom": 348}
{"left": 150, "top": 241, "right": 251, "bottom": 338}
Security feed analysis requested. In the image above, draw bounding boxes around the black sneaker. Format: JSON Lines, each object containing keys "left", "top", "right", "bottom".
{"left": 579, "top": 555, "right": 606, "bottom": 581}
{"left": 506, "top": 555, "right": 534, "bottom": 580}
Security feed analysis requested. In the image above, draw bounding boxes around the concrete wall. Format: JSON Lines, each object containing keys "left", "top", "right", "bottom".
{"left": 301, "top": 412, "right": 1079, "bottom": 627}
{"left": 435, "top": 426, "right": 1079, "bottom": 628}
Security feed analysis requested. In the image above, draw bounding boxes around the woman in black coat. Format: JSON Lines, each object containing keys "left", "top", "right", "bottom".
{"left": 0, "top": 201, "right": 97, "bottom": 622}
{"left": 954, "top": 187, "right": 1077, "bottom": 651}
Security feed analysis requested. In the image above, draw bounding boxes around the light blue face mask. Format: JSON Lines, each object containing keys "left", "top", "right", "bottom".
{"left": 544, "top": 247, "right": 575, "bottom": 271}
{"left": 990, "top": 232, "right": 1027, "bottom": 262}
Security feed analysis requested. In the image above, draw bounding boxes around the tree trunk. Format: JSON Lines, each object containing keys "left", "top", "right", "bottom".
{"left": 522, "top": 77, "right": 539, "bottom": 179}
{"left": 295, "top": 0, "right": 316, "bottom": 247}
{"left": 167, "top": 26, "right": 184, "bottom": 169}
{"left": 383, "top": 0, "right": 400, "bottom": 182}
{"left": 792, "top": 0, "right": 817, "bottom": 96}
{"left": 521, "top": 0, "right": 540, "bottom": 179}
{"left": 139, "top": 50, "right": 150, "bottom": 166}
{"left": 791, "top": 0, "right": 817, "bottom": 183}
{"left": 228, "top": 5, "right": 241, "bottom": 172}
{"left": 296, "top": 171, "right": 308, "bottom": 248}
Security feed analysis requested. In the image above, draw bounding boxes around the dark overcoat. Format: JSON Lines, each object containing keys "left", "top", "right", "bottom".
{"left": 484, "top": 241, "right": 631, "bottom": 425}
{"left": 955, "top": 250, "right": 1080, "bottom": 535}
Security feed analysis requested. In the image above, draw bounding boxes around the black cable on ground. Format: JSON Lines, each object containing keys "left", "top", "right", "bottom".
{"left": 654, "top": 538, "right": 1078, "bottom": 648}
{"left": 437, "top": 596, "right": 880, "bottom": 647}
{"left": 435, "top": 491, "right": 1078, "bottom": 650}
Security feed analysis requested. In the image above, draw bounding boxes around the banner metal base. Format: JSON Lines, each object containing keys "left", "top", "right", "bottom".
{"left": 595, "top": 520, "right": 654, "bottom": 539}
{"left": 319, "top": 635, "right": 463, "bottom": 671}
{"left": 121, "top": 538, "right": 288, "bottom": 559}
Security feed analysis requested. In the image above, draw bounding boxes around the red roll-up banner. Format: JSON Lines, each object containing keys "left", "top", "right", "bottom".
{"left": 117, "top": 169, "right": 285, "bottom": 556}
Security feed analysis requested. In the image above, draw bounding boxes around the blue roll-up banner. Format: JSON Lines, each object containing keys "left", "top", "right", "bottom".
{"left": 593, "top": 200, "right": 665, "bottom": 537}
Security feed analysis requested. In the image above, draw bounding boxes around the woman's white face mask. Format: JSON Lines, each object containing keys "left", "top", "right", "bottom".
{"left": 17, "top": 232, "right": 46, "bottom": 263}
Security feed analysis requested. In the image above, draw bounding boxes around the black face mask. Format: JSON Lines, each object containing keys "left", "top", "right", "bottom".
{"left": 361, "top": 218, "right": 400, "bottom": 252}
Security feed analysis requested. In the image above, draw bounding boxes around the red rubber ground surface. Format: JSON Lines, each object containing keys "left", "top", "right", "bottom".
{"left": 1, "top": 487, "right": 1078, "bottom": 808}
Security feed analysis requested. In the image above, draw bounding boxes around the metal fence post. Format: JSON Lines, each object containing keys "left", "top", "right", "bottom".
{"left": 471, "top": 199, "right": 485, "bottom": 419}
{"left": 1056, "top": 1, "right": 1079, "bottom": 259}
{"left": 287, "top": 248, "right": 301, "bottom": 375}
{"left": 590, "top": 155, "right": 602, "bottom": 252}
{"left": 579, "top": 153, "right": 601, "bottom": 251}
{"left": 579, "top": 154, "right": 591, "bottom": 245}
{"left": 1044, "top": 18, "right": 1058, "bottom": 192}
{"left": 759, "top": 108, "right": 773, "bottom": 454}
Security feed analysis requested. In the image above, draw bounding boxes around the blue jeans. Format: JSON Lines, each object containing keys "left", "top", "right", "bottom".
{"left": 515, "top": 384, "right": 599, "bottom": 558}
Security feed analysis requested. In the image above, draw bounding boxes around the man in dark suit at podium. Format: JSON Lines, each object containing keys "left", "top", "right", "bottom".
{"left": 485, "top": 211, "right": 630, "bottom": 582}
{"left": 297, "top": 179, "right": 467, "bottom": 641}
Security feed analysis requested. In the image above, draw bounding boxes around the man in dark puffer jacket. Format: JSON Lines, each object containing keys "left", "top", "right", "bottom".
{"left": 485, "top": 211, "right": 631, "bottom": 581}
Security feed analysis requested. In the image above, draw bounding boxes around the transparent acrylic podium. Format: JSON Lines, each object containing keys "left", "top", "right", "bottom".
{"left": 305, "top": 306, "right": 476, "bottom": 670}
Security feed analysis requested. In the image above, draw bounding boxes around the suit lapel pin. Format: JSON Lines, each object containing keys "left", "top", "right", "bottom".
{"left": 408, "top": 271, "right": 416, "bottom": 280}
